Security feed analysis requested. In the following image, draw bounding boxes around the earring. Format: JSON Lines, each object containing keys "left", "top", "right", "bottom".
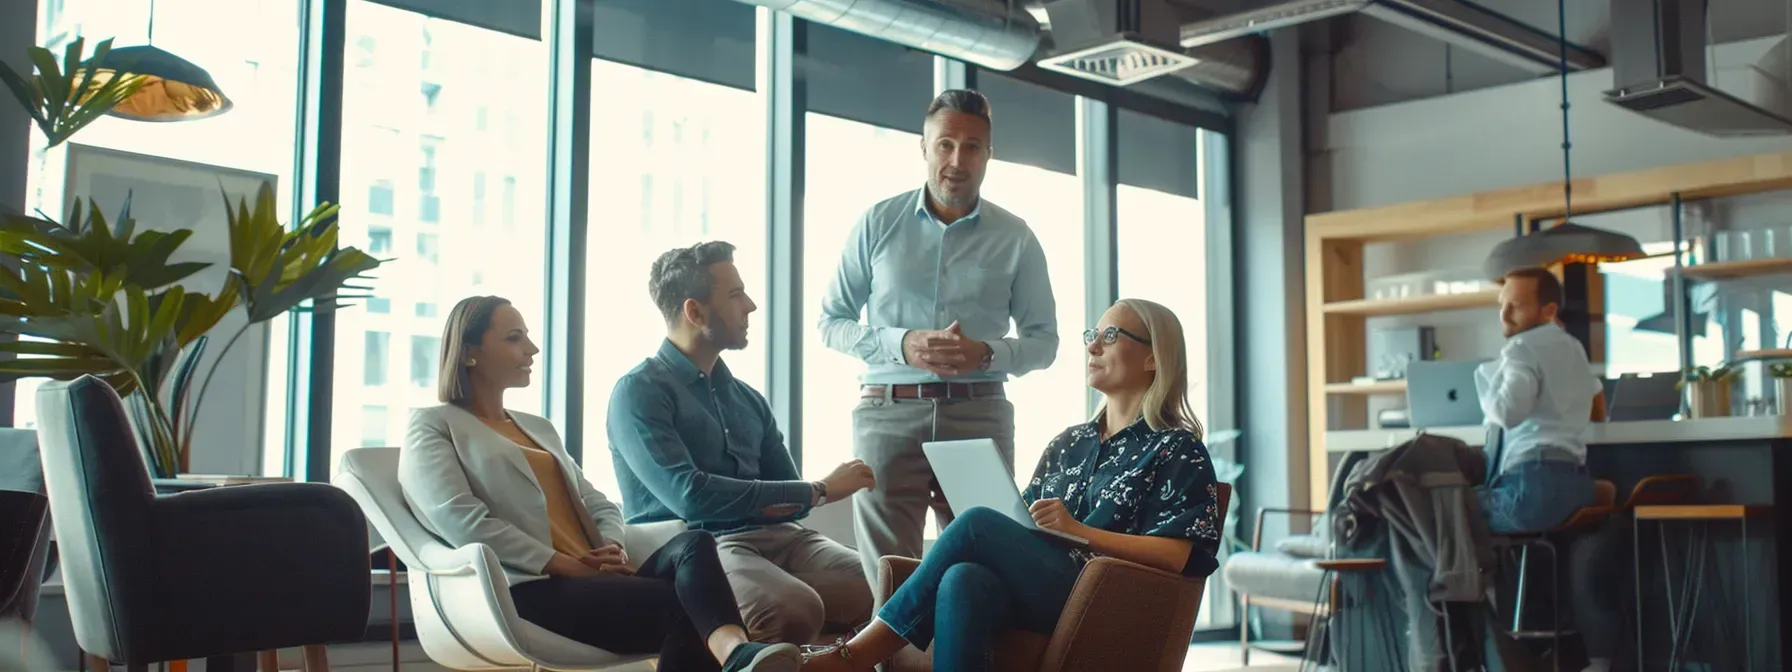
{"left": 464, "top": 358, "right": 477, "bottom": 366}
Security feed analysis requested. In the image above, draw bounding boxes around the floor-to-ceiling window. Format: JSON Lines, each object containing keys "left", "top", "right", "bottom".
{"left": 800, "top": 23, "right": 934, "bottom": 482}
{"left": 331, "top": 0, "right": 548, "bottom": 473}
{"left": 15, "top": 0, "right": 301, "bottom": 477}
{"left": 1115, "top": 109, "right": 1233, "bottom": 629}
{"left": 579, "top": 60, "right": 766, "bottom": 499}
{"left": 975, "top": 73, "right": 1083, "bottom": 486}
{"left": 577, "top": 1, "right": 764, "bottom": 503}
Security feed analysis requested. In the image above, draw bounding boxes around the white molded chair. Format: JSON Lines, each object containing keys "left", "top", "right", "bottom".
{"left": 335, "top": 447, "right": 686, "bottom": 671}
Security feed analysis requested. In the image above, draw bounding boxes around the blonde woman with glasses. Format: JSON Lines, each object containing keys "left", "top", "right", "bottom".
{"left": 398, "top": 296, "right": 803, "bottom": 672}
{"left": 802, "top": 299, "right": 1222, "bottom": 672}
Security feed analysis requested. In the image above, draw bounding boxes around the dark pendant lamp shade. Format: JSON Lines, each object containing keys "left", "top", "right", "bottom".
{"left": 80, "top": 45, "right": 231, "bottom": 122}
{"left": 1482, "top": 221, "right": 1647, "bottom": 280}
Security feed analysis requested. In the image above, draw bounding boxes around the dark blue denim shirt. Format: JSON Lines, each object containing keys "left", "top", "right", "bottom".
{"left": 1023, "top": 417, "right": 1222, "bottom": 577}
{"left": 607, "top": 340, "right": 812, "bottom": 533}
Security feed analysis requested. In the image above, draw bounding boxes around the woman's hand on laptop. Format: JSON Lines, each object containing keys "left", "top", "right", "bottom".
{"left": 1029, "top": 499, "right": 1092, "bottom": 539}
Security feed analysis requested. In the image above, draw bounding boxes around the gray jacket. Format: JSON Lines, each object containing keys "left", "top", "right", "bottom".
{"left": 1334, "top": 432, "right": 1495, "bottom": 602}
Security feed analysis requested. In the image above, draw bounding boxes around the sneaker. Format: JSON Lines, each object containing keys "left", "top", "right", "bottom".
{"left": 721, "top": 642, "right": 802, "bottom": 672}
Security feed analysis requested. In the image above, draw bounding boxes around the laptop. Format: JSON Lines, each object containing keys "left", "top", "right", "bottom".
{"left": 922, "top": 438, "right": 1089, "bottom": 547}
{"left": 1602, "top": 373, "right": 1681, "bottom": 421}
{"left": 1405, "top": 359, "right": 1492, "bottom": 428}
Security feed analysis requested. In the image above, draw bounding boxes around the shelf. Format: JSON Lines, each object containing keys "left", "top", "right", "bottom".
{"left": 1321, "top": 289, "right": 1500, "bottom": 317}
{"left": 1675, "top": 257, "right": 1792, "bottom": 280}
{"left": 1733, "top": 348, "right": 1792, "bottom": 362}
{"left": 1324, "top": 380, "right": 1408, "bottom": 395}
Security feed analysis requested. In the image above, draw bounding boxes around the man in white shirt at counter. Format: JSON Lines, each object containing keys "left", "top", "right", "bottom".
{"left": 1473, "top": 267, "right": 1602, "bottom": 534}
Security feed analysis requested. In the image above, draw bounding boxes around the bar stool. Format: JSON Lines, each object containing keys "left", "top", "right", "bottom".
{"left": 1301, "top": 558, "right": 1394, "bottom": 672}
{"left": 1632, "top": 502, "right": 1767, "bottom": 672}
{"left": 1500, "top": 479, "right": 1618, "bottom": 672}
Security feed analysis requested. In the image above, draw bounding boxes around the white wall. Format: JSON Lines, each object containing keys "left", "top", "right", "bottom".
{"left": 1326, "top": 36, "right": 1792, "bottom": 212}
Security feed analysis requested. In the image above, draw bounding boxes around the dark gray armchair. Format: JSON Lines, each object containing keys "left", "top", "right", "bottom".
{"left": 1, "top": 428, "right": 53, "bottom": 624}
{"left": 34, "top": 376, "right": 371, "bottom": 670}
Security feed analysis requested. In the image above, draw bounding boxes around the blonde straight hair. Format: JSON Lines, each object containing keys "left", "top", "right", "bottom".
{"left": 437, "top": 296, "right": 511, "bottom": 404}
{"left": 1093, "top": 298, "right": 1204, "bottom": 439}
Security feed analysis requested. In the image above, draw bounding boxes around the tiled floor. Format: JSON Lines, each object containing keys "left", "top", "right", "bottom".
{"left": 292, "top": 640, "right": 1301, "bottom": 672}
{"left": 1182, "top": 641, "right": 1301, "bottom": 671}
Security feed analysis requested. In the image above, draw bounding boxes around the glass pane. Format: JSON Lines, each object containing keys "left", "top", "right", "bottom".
{"left": 18, "top": 0, "right": 301, "bottom": 478}
{"left": 579, "top": 61, "right": 766, "bottom": 498}
{"left": 1118, "top": 131, "right": 1224, "bottom": 628}
{"left": 801, "top": 114, "right": 921, "bottom": 479}
{"left": 332, "top": 1, "right": 549, "bottom": 475}
{"left": 981, "top": 160, "right": 1082, "bottom": 489}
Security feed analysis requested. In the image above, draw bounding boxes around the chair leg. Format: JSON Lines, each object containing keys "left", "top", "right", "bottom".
{"left": 258, "top": 650, "right": 280, "bottom": 672}
{"left": 300, "top": 646, "right": 329, "bottom": 672}
{"left": 1238, "top": 594, "right": 1251, "bottom": 666}
{"left": 1512, "top": 544, "right": 1532, "bottom": 632}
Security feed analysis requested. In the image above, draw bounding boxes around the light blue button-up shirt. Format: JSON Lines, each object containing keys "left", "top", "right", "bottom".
{"left": 819, "top": 187, "right": 1058, "bottom": 385}
{"left": 1473, "top": 322, "right": 1602, "bottom": 471}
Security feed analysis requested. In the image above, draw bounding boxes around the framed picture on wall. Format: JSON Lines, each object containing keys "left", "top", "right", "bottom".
{"left": 58, "top": 143, "right": 279, "bottom": 476}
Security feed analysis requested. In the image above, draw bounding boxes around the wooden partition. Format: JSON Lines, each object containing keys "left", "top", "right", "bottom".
{"left": 1302, "top": 148, "right": 1792, "bottom": 506}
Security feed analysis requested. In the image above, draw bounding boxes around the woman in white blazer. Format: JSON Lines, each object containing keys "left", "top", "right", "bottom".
{"left": 399, "top": 296, "right": 802, "bottom": 672}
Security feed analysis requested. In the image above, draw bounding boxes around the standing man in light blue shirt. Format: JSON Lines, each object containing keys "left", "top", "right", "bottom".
{"left": 818, "top": 89, "right": 1059, "bottom": 579}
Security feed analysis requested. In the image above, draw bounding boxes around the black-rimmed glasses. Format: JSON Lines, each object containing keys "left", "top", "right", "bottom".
{"left": 1083, "top": 325, "right": 1151, "bottom": 346}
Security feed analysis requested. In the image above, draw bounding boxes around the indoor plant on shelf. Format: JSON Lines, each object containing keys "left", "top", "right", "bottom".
{"left": 0, "top": 38, "right": 383, "bottom": 478}
{"left": 1771, "top": 361, "right": 1792, "bottom": 416}
{"left": 1680, "top": 363, "right": 1739, "bottom": 419}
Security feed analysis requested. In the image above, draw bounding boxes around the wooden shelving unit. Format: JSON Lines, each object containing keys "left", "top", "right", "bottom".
{"left": 1675, "top": 257, "right": 1792, "bottom": 280}
{"left": 1323, "top": 380, "right": 1408, "bottom": 396}
{"left": 1322, "top": 289, "right": 1500, "bottom": 317}
{"left": 1301, "top": 147, "right": 1792, "bottom": 509}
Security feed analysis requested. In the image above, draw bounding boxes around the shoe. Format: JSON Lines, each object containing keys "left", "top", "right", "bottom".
{"left": 722, "top": 642, "right": 802, "bottom": 672}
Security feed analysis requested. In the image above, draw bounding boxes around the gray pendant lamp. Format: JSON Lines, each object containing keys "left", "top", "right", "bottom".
{"left": 79, "top": 0, "right": 231, "bottom": 122}
{"left": 1484, "top": 0, "right": 1643, "bottom": 280}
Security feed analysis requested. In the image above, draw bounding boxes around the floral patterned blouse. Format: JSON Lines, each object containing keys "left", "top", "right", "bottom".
{"left": 1022, "top": 416, "right": 1222, "bottom": 577}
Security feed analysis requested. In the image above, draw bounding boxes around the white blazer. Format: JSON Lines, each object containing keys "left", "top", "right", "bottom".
{"left": 398, "top": 403, "right": 627, "bottom": 585}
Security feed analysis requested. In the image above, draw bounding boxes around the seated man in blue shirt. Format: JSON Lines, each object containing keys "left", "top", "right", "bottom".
{"left": 609, "top": 241, "right": 877, "bottom": 645}
{"left": 1474, "top": 267, "right": 1601, "bottom": 533}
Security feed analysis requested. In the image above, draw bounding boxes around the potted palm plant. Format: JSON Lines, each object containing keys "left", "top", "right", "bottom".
{"left": 0, "top": 38, "right": 383, "bottom": 478}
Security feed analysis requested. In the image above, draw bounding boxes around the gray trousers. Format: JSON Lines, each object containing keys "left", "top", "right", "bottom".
{"left": 716, "top": 522, "right": 872, "bottom": 644}
{"left": 850, "top": 393, "right": 1016, "bottom": 585}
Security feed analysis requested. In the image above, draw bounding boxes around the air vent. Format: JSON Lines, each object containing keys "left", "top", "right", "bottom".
{"left": 1607, "top": 77, "right": 1792, "bottom": 137}
{"left": 1036, "top": 37, "right": 1199, "bottom": 85}
{"left": 1604, "top": 0, "right": 1792, "bottom": 136}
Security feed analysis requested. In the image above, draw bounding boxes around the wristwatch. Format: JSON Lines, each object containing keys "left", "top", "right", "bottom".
{"left": 978, "top": 343, "right": 995, "bottom": 371}
{"left": 812, "top": 481, "right": 829, "bottom": 507}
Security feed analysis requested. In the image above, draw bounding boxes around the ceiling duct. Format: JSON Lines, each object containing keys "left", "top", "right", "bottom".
{"left": 733, "top": 0, "right": 1268, "bottom": 99}
{"left": 732, "top": 0, "right": 1043, "bottom": 71}
{"left": 1604, "top": 0, "right": 1792, "bottom": 136}
{"left": 1177, "top": 0, "right": 1604, "bottom": 75}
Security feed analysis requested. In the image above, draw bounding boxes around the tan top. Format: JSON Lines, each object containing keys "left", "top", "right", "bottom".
{"left": 485, "top": 417, "right": 594, "bottom": 557}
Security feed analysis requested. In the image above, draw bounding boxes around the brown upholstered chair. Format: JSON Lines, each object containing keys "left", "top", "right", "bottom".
{"left": 876, "top": 483, "right": 1232, "bottom": 672}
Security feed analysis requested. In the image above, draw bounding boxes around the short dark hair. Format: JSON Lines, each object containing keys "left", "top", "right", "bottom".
{"left": 649, "top": 241, "right": 736, "bottom": 325}
{"left": 925, "top": 89, "right": 992, "bottom": 124}
{"left": 1503, "top": 267, "right": 1563, "bottom": 308}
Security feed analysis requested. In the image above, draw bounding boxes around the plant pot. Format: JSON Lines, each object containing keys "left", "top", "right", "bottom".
{"left": 1687, "top": 380, "right": 1733, "bottom": 418}
{"left": 1778, "top": 378, "right": 1792, "bottom": 416}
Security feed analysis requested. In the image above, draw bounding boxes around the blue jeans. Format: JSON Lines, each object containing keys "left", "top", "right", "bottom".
{"left": 1475, "top": 459, "right": 1595, "bottom": 533}
{"left": 876, "top": 507, "right": 1082, "bottom": 671}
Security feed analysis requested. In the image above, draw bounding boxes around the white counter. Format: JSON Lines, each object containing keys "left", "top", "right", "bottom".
{"left": 1324, "top": 415, "right": 1792, "bottom": 453}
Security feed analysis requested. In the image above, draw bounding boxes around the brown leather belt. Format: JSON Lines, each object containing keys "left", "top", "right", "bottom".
{"left": 861, "top": 382, "right": 1005, "bottom": 400}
